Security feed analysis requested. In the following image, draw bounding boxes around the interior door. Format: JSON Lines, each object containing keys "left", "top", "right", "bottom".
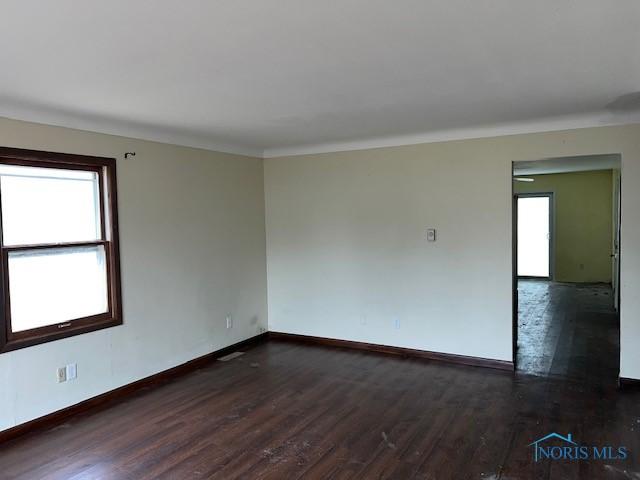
{"left": 517, "top": 195, "right": 552, "bottom": 278}
{"left": 613, "top": 174, "right": 621, "bottom": 311}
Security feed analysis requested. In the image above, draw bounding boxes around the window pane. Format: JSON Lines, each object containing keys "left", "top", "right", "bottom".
{"left": 0, "top": 165, "right": 100, "bottom": 245}
{"left": 9, "top": 245, "right": 108, "bottom": 332}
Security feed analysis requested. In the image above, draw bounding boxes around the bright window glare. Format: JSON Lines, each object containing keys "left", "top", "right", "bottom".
{"left": 9, "top": 246, "right": 108, "bottom": 332}
{"left": 0, "top": 165, "right": 95, "bottom": 180}
{"left": 518, "top": 196, "right": 550, "bottom": 277}
{"left": 0, "top": 165, "right": 100, "bottom": 245}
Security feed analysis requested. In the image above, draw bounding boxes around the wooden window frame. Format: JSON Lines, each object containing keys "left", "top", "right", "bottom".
{"left": 0, "top": 147, "right": 123, "bottom": 353}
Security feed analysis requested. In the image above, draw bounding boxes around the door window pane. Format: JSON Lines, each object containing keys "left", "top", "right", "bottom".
{"left": 8, "top": 245, "right": 108, "bottom": 332}
{"left": 0, "top": 165, "right": 100, "bottom": 246}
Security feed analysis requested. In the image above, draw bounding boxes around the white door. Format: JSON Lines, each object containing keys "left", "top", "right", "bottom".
{"left": 517, "top": 195, "right": 551, "bottom": 278}
{"left": 613, "top": 174, "right": 621, "bottom": 311}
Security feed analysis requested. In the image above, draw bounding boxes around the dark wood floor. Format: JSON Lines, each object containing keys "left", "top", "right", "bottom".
{"left": 517, "top": 280, "right": 620, "bottom": 386}
{"left": 1, "top": 336, "right": 639, "bottom": 479}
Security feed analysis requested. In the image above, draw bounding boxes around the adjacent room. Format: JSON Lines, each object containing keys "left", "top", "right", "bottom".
{"left": 1, "top": 2, "right": 640, "bottom": 479}
{"left": 513, "top": 155, "right": 621, "bottom": 385}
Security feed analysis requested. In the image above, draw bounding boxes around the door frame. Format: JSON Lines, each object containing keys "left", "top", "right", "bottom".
{"left": 511, "top": 155, "right": 622, "bottom": 379}
{"left": 514, "top": 192, "right": 555, "bottom": 281}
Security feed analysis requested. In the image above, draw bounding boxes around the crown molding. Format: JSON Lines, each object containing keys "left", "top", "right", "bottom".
{"left": 262, "top": 111, "right": 640, "bottom": 158}
{"left": 0, "top": 106, "right": 262, "bottom": 158}
{"left": 3, "top": 105, "right": 640, "bottom": 160}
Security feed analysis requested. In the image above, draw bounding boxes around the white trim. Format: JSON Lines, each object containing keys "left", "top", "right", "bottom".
{"left": 0, "top": 111, "right": 262, "bottom": 158}
{"left": 262, "top": 111, "right": 640, "bottom": 158}
{"left": 4, "top": 108, "right": 640, "bottom": 159}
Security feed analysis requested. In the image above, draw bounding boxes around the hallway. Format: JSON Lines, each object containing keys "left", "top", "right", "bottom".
{"left": 517, "top": 280, "right": 620, "bottom": 385}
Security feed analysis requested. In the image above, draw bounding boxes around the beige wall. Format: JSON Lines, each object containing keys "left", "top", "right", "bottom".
{"left": 515, "top": 170, "right": 613, "bottom": 283}
{"left": 2, "top": 117, "right": 640, "bottom": 432}
{"left": 0, "top": 117, "right": 268, "bottom": 431}
{"left": 264, "top": 124, "right": 640, "bottom": 379}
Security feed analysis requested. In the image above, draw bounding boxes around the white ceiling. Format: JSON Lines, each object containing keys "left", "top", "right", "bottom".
{"left": 513, "top": 154, "right": 621, "bottom": 176}
{"left": 1, "top": 1, "right": 639, "bottom": 157}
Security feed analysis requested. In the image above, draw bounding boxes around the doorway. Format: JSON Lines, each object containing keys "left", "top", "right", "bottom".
{"left": 512, "top": 155, "right": 621, "bottom": 386}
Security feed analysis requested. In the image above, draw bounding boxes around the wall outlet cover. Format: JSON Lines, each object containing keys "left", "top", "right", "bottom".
{"left": 66, "top": 363, "right": 77, "bottom": 380}
{"left": 57, "top": 367, "right": 67, "bottom": 383}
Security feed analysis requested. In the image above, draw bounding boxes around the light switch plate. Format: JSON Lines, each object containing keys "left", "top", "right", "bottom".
{"left": 427, "top": 228, "right": 436, "bottom": 242}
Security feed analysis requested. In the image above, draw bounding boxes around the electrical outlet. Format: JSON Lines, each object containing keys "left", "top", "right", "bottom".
{"left": 394, "top": 318, "right": 401, "bottom": 329}
{"left": 57, "top": 367, "right": 67, "bottom": 383}
{"left": 226, "top": 315, "right": 233, "bottom": 329}
{"left": 66, "top": 363, "right": 77, "bottom": 380}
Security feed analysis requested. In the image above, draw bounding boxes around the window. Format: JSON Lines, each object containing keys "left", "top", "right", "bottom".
{"left": 0, "top": 147, "right": 122, "bottom": 352}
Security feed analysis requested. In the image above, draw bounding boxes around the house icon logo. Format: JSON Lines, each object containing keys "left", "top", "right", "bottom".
{"left": 528, "top": 433, "right": 577, "bottom": 462}
{"left": 528, "top": 432, "right": 628, "bottom": 462}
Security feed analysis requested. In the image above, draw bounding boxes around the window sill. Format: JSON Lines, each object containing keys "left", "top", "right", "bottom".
{"left": 0, "top": 316, "right": 122, "bottom": 353}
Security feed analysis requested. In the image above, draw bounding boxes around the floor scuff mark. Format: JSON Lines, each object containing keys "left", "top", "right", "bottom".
{"left": 381, "top": 431, "right": 396, "bottom": 449}
{"left": 604, "top": 465, "right": 640, "bottom": 479}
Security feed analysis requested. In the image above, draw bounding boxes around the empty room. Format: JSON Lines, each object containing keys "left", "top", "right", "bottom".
{"left": 0, "top": 2, "right": 639, "bottom": 479}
